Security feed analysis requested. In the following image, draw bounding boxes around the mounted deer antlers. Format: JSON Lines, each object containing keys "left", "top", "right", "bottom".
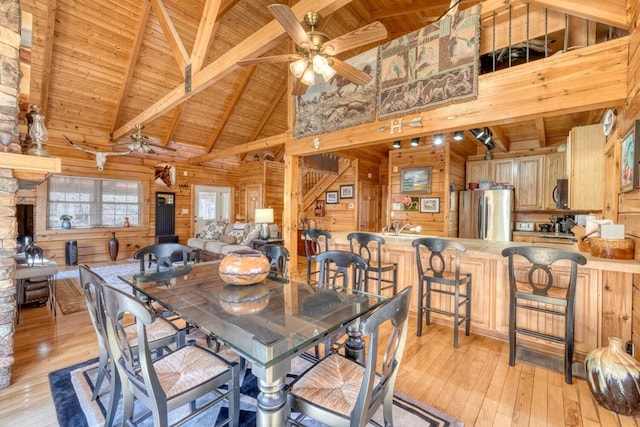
{"left": 65, "top": 135, "right": 132, "bottom": 171}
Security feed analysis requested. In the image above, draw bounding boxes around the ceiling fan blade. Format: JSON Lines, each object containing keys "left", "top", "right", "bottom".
{"left": 148, "top": 143, "right": 177, "bottom": 152}
{"left": 322, "top": 21, "right": 387, "bottom": 56}
{"left": 331, "top": 58, "right": 373, "bottom": 86}
{"left": 268, "top": 4, "right": 312, "bottom": 48}
{"left": 238, "top": 54, "right": 299, "bottom": 67}
{"left": 291, "top": 78, "right": 308, "bottom": 96}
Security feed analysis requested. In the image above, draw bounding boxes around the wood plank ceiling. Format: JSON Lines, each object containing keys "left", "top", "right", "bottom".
{"left": 21, "top": 0, "right": 628, "bottom": 166}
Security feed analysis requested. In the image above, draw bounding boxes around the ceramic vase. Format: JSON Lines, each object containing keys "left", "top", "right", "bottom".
{"left": 585, "top": 337, "right": 640, "bottom": 415}
{"left": 109, "top": 232, "right": 119, "bottom": 261}
{"left": 218, "top": 249, "right": 270, "bottom": 285}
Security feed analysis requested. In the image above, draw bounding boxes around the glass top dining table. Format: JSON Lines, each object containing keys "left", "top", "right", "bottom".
{"left": 118, "top": 261, "right": 385, "bottom": 426}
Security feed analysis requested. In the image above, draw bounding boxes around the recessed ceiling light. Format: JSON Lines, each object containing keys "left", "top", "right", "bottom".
{"left": 433, "top": 134, "right": 444, "bottom": 145}
{"left": 453, "top": 131, "right": 464, "bottom": 141}
{"left": 392, "top": 140, "right": 401, "bottom": 149}
{"left": 410, "top": 137, "right": 420, "bottom": 147}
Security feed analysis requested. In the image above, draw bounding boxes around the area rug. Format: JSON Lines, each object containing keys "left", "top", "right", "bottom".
{"left": 49, "top": 355, "right": 463, "bottom": 427}
{"left": 55, "top": 263, "right": 141, "bottom": 315}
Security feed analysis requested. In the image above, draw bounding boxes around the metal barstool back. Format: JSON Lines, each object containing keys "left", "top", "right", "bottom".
{"left": 314, "top": 250, "right": 367, "bottom": 291}
{"left": 302, "top": 229, "right": 332, "bottom": 283}
{"left": 347, "top": 232, "right": 398, "bottom": 296}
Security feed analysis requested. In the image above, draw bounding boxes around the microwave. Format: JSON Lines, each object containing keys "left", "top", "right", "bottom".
{"left": 554, "top": 178, "right": 569, "bottom": 209}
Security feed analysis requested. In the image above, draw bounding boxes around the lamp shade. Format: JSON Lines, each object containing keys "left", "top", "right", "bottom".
{"left": 255, "top": 208, "right": 274, "bottom": 223}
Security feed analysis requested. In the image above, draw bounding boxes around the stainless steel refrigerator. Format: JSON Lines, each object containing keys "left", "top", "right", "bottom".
{"left": 459, "top": 189, "right": 514, "bottom": 241}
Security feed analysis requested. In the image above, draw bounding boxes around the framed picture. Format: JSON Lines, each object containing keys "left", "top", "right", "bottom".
{"left": 621, "top": 120, "right": 640, "bottom": 192}
{"left": 420, "top": 197, "right": 440, "bottom": 213}
{"left": 401, "top": 167, "right": 432, "bottom": 193}
{"left": 340, "top": 184, "right": 354, "bottom": 199}
{"left": 401, "top": 196, "right": 419, "bottom": 211}
{"left": 326, "top": 191, "right": 338, "bottom": 204}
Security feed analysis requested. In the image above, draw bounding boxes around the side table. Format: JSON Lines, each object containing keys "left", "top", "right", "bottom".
{"left": 251, "top": 238, "right": 284, "bottom": 250}
{"left": 14, "top": 258, "right": 59, "bottom": 324}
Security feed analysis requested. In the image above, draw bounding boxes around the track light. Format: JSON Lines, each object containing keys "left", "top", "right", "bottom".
{"left": 470, "top": 127, "right": 494, "bottom": 150}
{"left": 453, "top": 130, "right": 464, "bottom": 141}
{"left": 392, "top": 140, "right": 401, "bottom": 149}
{"left": 410, "top": 137, "right": 420, "bottom": 147}
{"left": 433, "top": 134, "right": 444, "bottom": 146}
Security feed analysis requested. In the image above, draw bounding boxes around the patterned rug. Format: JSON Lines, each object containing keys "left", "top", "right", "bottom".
{"left": 49, "top": 355, "right": 463, "bottom": 427}
{"left": 55, "top": 263, "right": 141, "bottom": 315}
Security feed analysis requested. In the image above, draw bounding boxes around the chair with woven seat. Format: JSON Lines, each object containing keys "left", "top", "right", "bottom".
{"left": 257, "top": 244, "right": 290, "bottom": 279}
{"left": 302, "top": 229, "right": 332, "bottom": 283}
{"left": 79, "top": 264, "right": 185, "bottom": 427}
{"left": 101, "top": 284, "right": 240, "bottom": 427}
{"left": 314, "top": 250, "right": 367, "bottom": 291}
{"left": 288, "top": 287, "right": 411, "bottom": 427}
{"left": 412, "top": 237, "right": 472, "bottom": 348}
{"left": 134, "top": 243, "right": 192, "bottom": 272}
{"left": 347, "top": 232, "right": 398, "bottom": 296}
{"left": 501, "top": 246, "right": 587, "bottom": 384}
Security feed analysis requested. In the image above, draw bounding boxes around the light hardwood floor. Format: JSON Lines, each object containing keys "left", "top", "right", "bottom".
{"left": 1, "top": 261, "right": 638, "bottom": 426}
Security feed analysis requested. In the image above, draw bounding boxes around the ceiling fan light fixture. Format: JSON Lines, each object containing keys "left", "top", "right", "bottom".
{"left": 301, "top": 66, "right": 315, "bottom": 86}
{"left": 312, "top": 54, "right": 328, "bottom": 73}
{"left": 290, "top": 58, "right": 308, "bottom": 79}
{"left": 321, "top": 64, "right": 336, "bottom": 82}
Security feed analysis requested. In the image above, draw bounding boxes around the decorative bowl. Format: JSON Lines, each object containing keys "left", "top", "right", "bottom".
{"left": 218, "top": 248, "right": 270, "bottom": 285}
{"left": 218, "top": 283, "right": 270, "bottom": 314}
{"left": 468, "top": 182, "right": 479, "bottom": 190}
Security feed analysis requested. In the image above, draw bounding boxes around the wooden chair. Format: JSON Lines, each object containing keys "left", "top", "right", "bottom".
{"left": 78, "top": 264, "right": 185, "bottom": 427}
{"left": 412, "top": 237, "right": 472, "bottom": 348}
{"left": 347, "top": 232, "right": 398, "bottom": 295}
{"left": 501, "top": 246, "right": 587, "bottom": 384}
{"left": 302, "top": 229, "right": 332, "bottom": 283}
{"left": 257, "top": 244, "right": 290, "bottom": 279}
{"left": 133, "top": 243, "right": 192, "bottom": 272}
{"left": 101, "top": 284, "right": 240, "bottom": 427}
{"left": 288, "top": 287, "right": 411, "bottom": 427}
{"left": 314, "top": 250, "right": 367, "bottom": 291}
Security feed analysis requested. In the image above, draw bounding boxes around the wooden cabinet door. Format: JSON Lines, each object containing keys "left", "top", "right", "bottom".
{"left": 568, "top": 125, "right": 605, "bottom": 210}
{"left": 544, "top": 152, "right": 565, "bottom": 210}
{"left": 514, "top": 156, "right": 544, "bottom": 211}
{"left": 466, "top": 160, "right": 490, "bottom": 186}
{"left": 491, "top": 159, "right": 514, "bottom": 185}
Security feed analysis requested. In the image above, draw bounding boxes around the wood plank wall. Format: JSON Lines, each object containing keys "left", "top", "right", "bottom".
{"left": 236, "top": 160, "right": 285, "bottom": 228}
{"left": 621, "top": 0, "right": 640, "bottom": 356}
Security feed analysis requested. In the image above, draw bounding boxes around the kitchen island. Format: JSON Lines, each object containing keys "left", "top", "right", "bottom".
{"left": 330, "top": 231, "right": 640, "bottom": 360}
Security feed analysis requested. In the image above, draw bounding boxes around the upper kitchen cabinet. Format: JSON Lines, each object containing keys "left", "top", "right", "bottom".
{"left": 466, "top": 158, "right": 515, "bottom": 186}
{"left": 514, "top": 156, "right": 544, "bottom": 211}
{"left": 544, "top": 152, "right": 566, "bottom": 210}
{"left": 566, "top": 125, "right": 605, "bottom": 211}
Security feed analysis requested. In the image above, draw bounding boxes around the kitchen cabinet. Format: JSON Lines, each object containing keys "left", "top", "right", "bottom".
{"left": 465, "top": 158, "right": 514, "bottom": 186}
{"left": 566, "top": 125, "right": 605, "bottom": 210}
{"left": 544, "top": 152, "right": 565, "bottom": 210}
{"left": 514, "top": 156, "right": 544, "bottom": 211}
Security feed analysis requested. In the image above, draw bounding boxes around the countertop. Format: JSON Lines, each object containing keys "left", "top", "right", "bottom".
{"left": 330, "top": 231, "right": 640, "bottom": 274}
{"left": 512, "top": 230, "right": 577, "bottom": 240}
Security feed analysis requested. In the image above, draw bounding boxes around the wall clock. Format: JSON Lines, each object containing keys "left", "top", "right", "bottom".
{"left": 603, "top": 109, "right": 616, "bottom": 136}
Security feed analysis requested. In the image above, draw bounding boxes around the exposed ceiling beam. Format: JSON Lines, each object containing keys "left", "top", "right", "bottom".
{"left": 534, "top": 117, "right": 547, "bottom": 147}
{"left": 150, "top": 0, "right": 189, "bottom": 76}
{"left": 190, "top": 0, "right": 222, "bottom": 73}
{"left": 530, "top": 0, "right": 628, "bottom": 29}
{"left": 190, "top": 131, "right": 292, "bottom": 164}
{"left": 204, "top": 66, "right": 256, "bottom": 152}
{"left": 162, "top": 104, "right": 184, "bottom": 146}
{"left": 112, "top": 0, "right": 357, "bottom": 140}
{"left": 38, "top": 0, "right": 58, "bottom": 117}
{"left": 110, "top": 2, "right": 151, "bottom": 137}
{"left": 488, "top": 125, "right": 509, "bottom": 152}
{"left": 370, "top": 0, "right": 475, "bottom": 20}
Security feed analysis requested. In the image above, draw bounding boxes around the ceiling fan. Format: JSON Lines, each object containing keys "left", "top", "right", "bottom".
{"left": 115, "top": 124, "right": 177, "bottom": 155}
{"left": 238, "top": 4, "right": 387, "bottom": 94}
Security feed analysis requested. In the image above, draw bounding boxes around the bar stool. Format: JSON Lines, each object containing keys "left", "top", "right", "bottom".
{"left": 302, "top": 229, "right": 332, "bottom": 283}
{"left": 347, "top": 232, "right": 398, "bottom": 295}
{"left": 501, "top": 246, "right": 587, "bottom": 384}
{"left": 412, "top": 237, "right": 471, "bottom": 348}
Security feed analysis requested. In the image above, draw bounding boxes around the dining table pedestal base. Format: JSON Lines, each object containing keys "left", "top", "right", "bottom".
{"left": 253, "top": 361, "right": 289, "bottom": 427}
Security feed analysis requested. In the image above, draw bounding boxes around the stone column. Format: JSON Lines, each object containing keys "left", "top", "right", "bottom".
{"left": 0, "top": 0, "right": 22, "bottom": 387}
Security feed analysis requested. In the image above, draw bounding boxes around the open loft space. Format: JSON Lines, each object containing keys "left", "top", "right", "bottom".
{"left": 1, "top": 1, "right": 640, "bottom": 426}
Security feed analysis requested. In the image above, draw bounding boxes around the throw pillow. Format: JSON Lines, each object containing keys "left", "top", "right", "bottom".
{"left": 241, "top": 227, "right": 261, "bottom": 245}
{"left": 219, "top": 234, "right": 237, "bottom": 245}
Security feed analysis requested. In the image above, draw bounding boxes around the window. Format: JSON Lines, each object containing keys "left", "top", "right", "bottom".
{"left": 48, "top": 176, "right": 142, "bottom": 229}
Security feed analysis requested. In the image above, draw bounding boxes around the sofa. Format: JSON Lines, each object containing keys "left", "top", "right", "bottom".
{"left": 187, "top": 220, "right": 277, "bottom": 256}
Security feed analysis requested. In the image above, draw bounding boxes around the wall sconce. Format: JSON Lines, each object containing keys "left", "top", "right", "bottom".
{"left": 433, "top": 134, "right": 444, "bottom": 146}
{"left": 178, "top": 182, "right": 190, "bottom": 192}
{"left": 453, "top": 130, "right": 464, "bottom": 141}
{"left": 410, "top": 137, "right": 420, "bottom": 147}
{"left": 392, "top": 140, "right": 401, "bottom": 149}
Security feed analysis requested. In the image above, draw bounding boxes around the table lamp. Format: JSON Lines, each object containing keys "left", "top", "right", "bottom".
{"left": 255, "top": 208, "right": 274, "bottom": 240}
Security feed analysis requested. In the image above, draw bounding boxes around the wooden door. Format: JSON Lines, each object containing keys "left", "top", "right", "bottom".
{"left": 245, "top": 184, "right": 262, "bottom": 222}
{"left": 358, "top": 181, "right": 379, "bottom": 231}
